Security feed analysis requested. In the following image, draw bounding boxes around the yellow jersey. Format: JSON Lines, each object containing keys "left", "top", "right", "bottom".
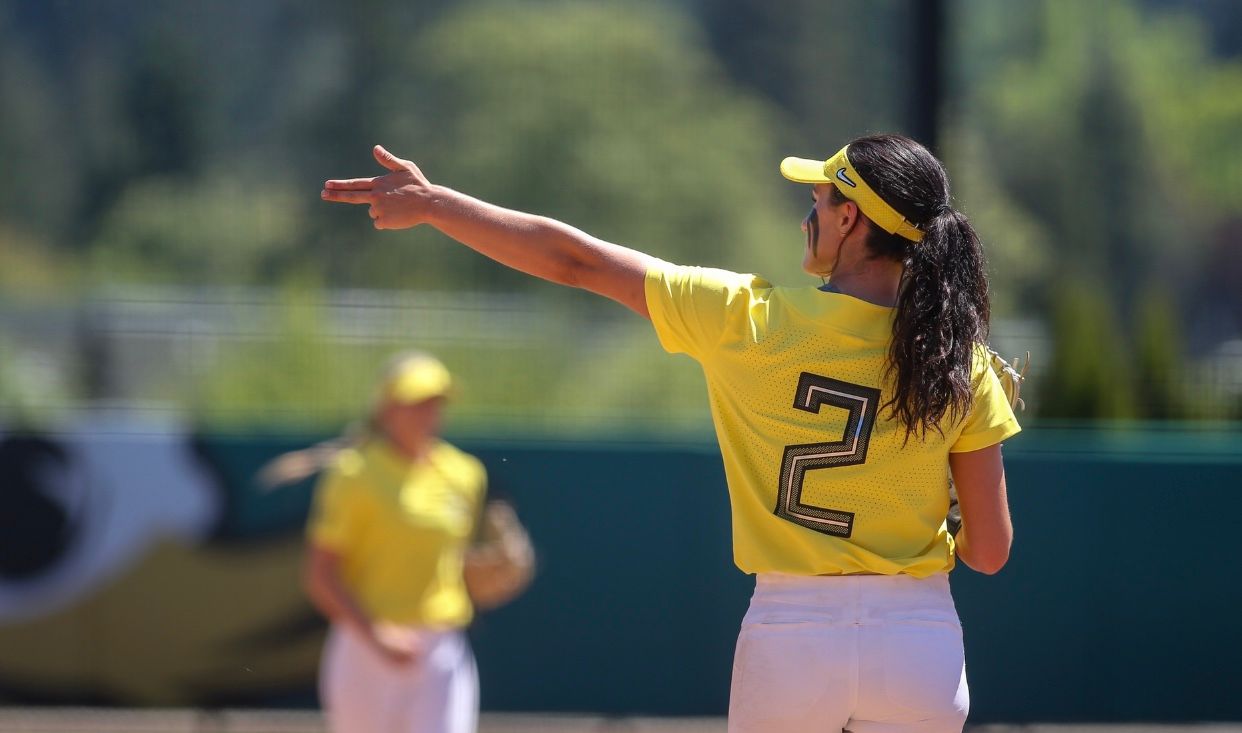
{"left": 645, "top": 261, "right": 1020, "bottom": 577}
{"left": 307, "top": 438, "right": 486, "bottom": 627}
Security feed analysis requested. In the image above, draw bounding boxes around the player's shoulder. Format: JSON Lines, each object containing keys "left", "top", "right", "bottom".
{"left": 431, "top": 440, "right": 487, "bottom": 485}
{"left": 313, "top": 445, "right": 372, "bottom": 505}
{"left": 970, "top": 342, "right": 992, "bottom": 374}
{"left": 969, "top": 342, "right": 1013, "bottom": 386}
{"left": 651, "top": 260, "right": 773, "bottom": 296}
{"left": 327, "top": 445, "right": 367, "bottom": 478}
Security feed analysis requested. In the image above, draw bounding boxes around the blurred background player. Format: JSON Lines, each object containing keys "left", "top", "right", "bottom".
{"left": 263, "top": 352, "right": 486, "bottom": 733}
{"left": 322, "top": 134, "right": 1019, "bottom": 732}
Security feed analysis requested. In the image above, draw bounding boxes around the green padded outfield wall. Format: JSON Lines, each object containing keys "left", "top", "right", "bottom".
{"left": 0, "top": 425, "right": 1238, "bottom": 720}
{"left": 460, "top": 427, "right": 1242, "bottom": 722}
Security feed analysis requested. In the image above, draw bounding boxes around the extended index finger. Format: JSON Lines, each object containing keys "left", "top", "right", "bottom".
{"left": 324, "top": 177, "right": 377, "bottom": 190}
{"left": 321, "top": 189, "right": 372, "bottom": 204}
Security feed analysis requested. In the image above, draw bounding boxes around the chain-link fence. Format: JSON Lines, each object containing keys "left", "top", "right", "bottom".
{"left": 4, "top": 287, "right": 1240, "bottom": 435}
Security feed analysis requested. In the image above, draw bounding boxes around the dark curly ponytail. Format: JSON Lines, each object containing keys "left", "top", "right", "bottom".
{"left": 829, "top": 135, "right": 990, "bottom": 439}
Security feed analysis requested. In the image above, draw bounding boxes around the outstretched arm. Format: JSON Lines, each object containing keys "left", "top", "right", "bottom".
{"left": 322, "top": 145, "right": 657, "bottom": 318}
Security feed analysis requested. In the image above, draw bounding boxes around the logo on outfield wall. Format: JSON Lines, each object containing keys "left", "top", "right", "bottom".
{"left": 0, "top": 427, "right": 323, "bottom": 705}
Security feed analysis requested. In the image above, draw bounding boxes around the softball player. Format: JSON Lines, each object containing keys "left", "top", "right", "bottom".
{"left": 273, "top": 353, "right": 486, "bottom": 733}
{"left": 323, "top": 134, "right": 1019, "bottom": 732}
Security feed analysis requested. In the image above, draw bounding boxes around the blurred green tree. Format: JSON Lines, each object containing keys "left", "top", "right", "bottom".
{"left": 88, "top": 176, "right": 311, "bottom": 285}
{"left": 1038, "top": 280, "right": 1136, "bottom": 420}
{"left": 0, "top": 224, "right": 79, "bottom": 295}
{"left": 0, "top": 9, "right": 82, "bottom": 246}
{"left": 953, "top": 0, "right": 1242, "bottom": 314}
{"left": 187, "top": 285, "right": 362, "bottom": 428}
{"left": 697, "top": 0, "right": 911, "bottom": 152}
{"left": 4, "top": 0, "right": 1242, "bottom": 426}
{"left": 1132, "top": 286, "right": 1192, "bottom": 419}
{"left": 326, "top": 0, "right": 804, "bottom": 292}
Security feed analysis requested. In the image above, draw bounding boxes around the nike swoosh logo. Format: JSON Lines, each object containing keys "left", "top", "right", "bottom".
{"left": 835, "top": 167, "right": 857, "bottom": 188}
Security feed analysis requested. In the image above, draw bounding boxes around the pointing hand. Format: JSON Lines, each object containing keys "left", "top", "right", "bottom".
{"left": 322, "top": 146, "right": 435, "bottom": 230}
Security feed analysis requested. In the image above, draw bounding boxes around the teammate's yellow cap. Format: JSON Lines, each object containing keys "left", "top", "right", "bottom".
{"left": 380, "top": 353, "right": 454, "bottom": 405}
{"left": 780, "top": 145, "right": 925, "bottom": 243}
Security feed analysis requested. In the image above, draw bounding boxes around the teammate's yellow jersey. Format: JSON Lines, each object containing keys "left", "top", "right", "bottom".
{"left": 645, "top": 261, "right": 1020, "bottom": 577}
{"left": 307, "top": 438, "right": 486, "bottom": 627}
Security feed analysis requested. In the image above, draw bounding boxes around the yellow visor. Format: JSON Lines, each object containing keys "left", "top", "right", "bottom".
{"left": 381, "top": 355, "right": 454, "bottom": 405}
{"left": 780, "top": 145, "right": 925, "bottom": 243}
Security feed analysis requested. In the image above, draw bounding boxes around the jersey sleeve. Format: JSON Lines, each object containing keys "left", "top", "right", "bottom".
{"left": 950, "top": 348, "right": 1023, "bottom": 453}
{"left": 306, "top": 453, "right": 368, "bottom": 552}
{"left": 644, "top": 260, "right": 767, "bottom": 360}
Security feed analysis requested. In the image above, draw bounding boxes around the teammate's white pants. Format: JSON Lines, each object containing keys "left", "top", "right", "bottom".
{"left": 320, "top": 624, "right": 478, "bottom": 733}
{"left": 728, "top": 572, "right": 968, "bottom": 733}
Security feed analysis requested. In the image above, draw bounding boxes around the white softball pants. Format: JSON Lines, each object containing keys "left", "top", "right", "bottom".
{"left": 729, "top": 572, "right": 969, "bottom": 733}
{"left": 320, "top": 624, "right": 478, "bottom": 733}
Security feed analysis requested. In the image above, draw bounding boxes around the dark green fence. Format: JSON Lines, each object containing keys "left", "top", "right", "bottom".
{"left": 90, "top": 425, "right": 1242, "bottom": 721}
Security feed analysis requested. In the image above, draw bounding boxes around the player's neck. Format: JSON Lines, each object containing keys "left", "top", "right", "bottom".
{"left": 383, "top": 433, "right": 434, "bottom": 463}
{"left": 824, "top": 259, "right": 903, "bottom": 308}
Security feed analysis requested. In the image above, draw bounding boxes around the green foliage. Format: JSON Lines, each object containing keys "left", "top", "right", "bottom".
{"left": 940, "top": 125, "right": 1051, "bottom": 316}
{"left": 0, "top": 13, "right": 83, "bottom": 244}
{"left": 181, "top": 286, "right": 711, "bottom": 436}
{"left": 698, "top": 0, "right": 910, "bottom": 152}
{"left": 954, "top": 0, "right": 1242, "bottom": 311}
{"left": 540, "top": 320, "right": 710, "bottom": 435}
{"left": 187, "top": 286, "right": 376, "bottom": 427}
{"left": 373, "top": 0, "right": 804, "bottom": 289}
{"left": 948, "top": 0, "right": 1242, "bottom": 419}
{"left": 0, "top": 225, "right": 80, "bottom": 295}
{"left": 1132, "top": 286, "right": 1189, "bottom": 419}
{"left": 1122, "top": 9, "right": 1242, "bottom": 213}
{"left": 0, "top": 327, "right": 75, "bottom": 428}
{"left": 1038, "top": 281, "right": 1136, "bottom": 420}
{"left": 956, "top": 2, "right": 1162, "bottom": 312}
{"left": 3, "top": 0, "right": 1242, "bottom": 426}
{"left": 1039, "top": 282, "right": 1232, "bottom": 421}
{"left": 88, "top": 175, "right": 312, "bottom": 285}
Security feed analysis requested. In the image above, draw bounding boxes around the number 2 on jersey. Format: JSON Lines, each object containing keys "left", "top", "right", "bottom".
{"left": 775, "top": 372, "right": 881, "bottom": 538}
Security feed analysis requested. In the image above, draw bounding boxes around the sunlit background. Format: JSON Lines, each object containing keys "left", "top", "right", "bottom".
{"left": 1, "top": 0, "right": 1240, "bottom": 730}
